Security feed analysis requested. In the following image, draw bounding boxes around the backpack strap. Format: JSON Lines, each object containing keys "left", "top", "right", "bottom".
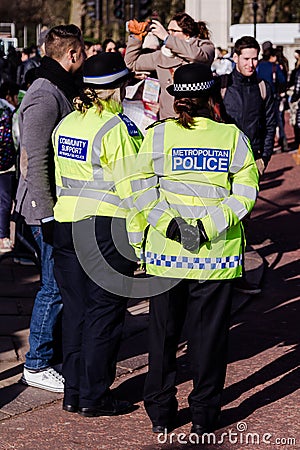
{"left": 258, "top": 80, "right": 267, "bottom": 101}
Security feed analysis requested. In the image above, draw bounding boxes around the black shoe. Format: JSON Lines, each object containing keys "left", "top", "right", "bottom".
{"left": 234, "top": 278, "right": 261, "bottom": 295}
{"left": 152, "top": 417, "right": 177, "bottom": 434}
{"left": 63, "top": 403, "right": 78, "bottom": 413}
{"left": 78, "top": 399, "right": 134, "bottom": 417}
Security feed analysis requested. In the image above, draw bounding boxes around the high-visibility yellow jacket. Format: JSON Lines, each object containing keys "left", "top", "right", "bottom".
{"left": 127, "top": 117, "right": 259, "bottom": 280}
{"left": 52, "top": 106, "right": 143, "bottom": 222}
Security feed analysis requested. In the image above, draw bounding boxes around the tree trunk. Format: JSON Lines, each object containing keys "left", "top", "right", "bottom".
{"left": 69, "top": 0, "right": 83, "bottom": 28}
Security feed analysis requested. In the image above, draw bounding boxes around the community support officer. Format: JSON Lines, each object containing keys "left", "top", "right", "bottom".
{"left": 127, "top": 63, "right": 259, "bottom": 434}
{"left": 52, "top": 52, "right": 143, "bottom": 417}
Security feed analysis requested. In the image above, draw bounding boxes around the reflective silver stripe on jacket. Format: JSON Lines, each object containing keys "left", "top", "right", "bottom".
{"left": 232, "top": 183, "right": 257, "bottom": 200}
{"left": 160, "top": 179, "right": 229, "bottom": 198}
{"left": 152, "top": 123, "right": 165, "bottom": 175}
{"left": 169, "top": 203, "right": 207, "bottom": 219}
{"left": 131, "top": 175, "right": 158, "bottom": 193}
{"left": 58, "top": 188, "right": 122, "bottom": 206}
{"left": 128, "top": 231, "right": 144, "bottom": 244}
{"left": 59, "top": 116, "right": 120, "bottom": 189}
{"left": 60, "top": 176, "right": 114, "bottom": 191}
{"left": 147, "top": 200, "right": 169, "bottom": 227}
{"left": 122, "top": 195, "right": 134, "bottom": 209}
{"left": 134, "top": 187, "right": 159, "bottom": 211}
{"left": 229, "top": 133, "right": 249, "bottom": 173}
{"left": 92, "top": 115, "right": 120, "bottom": 173}
{"left": 222, "top": 197, "right": 248, "bottom": 220}
{"left": 207, "top": 206, "right": 228, "bottom": 234}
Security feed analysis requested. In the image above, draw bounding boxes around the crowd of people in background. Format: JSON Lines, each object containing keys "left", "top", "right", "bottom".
{"left": 0, "top": 11, "right": 299, "bottom": 435}
{"left": 1, "top": 16, "right": 298, "bottom": 152}
{"left": 0, "top": 24, "right": 299, "bottom": 123}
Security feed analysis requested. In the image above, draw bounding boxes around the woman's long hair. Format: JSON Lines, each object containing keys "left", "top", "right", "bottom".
{"left": 172, "top": 13, "right": 210, "bottom": 39}
{"left": 174, "top": 96, "right": 215, "bottom": 129}
{"left": 73, "top": 87, "right": 122, "bottom": 114}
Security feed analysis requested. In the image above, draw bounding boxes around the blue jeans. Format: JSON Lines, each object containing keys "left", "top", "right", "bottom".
{"left": 25, "top": 226, "right": 62, "bottom": 370}
{"left": 0, "top": 172, "right": 15, "bottom": 238}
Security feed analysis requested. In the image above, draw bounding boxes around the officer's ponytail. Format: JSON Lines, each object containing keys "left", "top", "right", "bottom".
{"left": 73, "top": 87, "right": 122, "bottom": 115}
{"left": 174, "top": 98, "right": 195, "bottom": 128}
{"left": 73, "top": 87, "right": 99, "bottom": 113}
{"left": 174, "top": 97, "right": 213, "bottom": 129}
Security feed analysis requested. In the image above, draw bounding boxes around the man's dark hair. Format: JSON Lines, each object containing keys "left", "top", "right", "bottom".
{"left": 234, "top": 36, "right": 260, "bottom": 55}
{"left": 22, "top": 47, "right": 32, "bottom": 57}
{"left": 262, "top": 47, "right": 277, "bottom": 61}
{"left": 45, "top": 24, "right": 82, "bottom": 60}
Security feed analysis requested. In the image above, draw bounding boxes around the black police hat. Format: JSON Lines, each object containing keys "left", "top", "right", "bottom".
{"left": 167, "top": 63, "right": 215, "bottom": 98}
{"left": 83, "top": 52, "right": 133, "bottom": 89}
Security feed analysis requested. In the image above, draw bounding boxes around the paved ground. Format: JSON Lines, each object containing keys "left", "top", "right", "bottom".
{"left": 0, "top": 142, "right": 299, "bottom": 449}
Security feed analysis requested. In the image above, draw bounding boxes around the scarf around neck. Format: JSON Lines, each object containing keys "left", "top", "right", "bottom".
{"left": 35, "top": 56, "right": 82, "bottom": 102}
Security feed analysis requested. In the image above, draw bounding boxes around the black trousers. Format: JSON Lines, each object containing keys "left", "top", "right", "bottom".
{"left": 53, "top": 216, "right": 136, "bottom": 408}
{"left": 144, "top": 278, "right": 233, "bottom": 428}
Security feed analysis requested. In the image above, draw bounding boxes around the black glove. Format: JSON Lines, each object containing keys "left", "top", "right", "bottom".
{"left": 41, "top": 220, "right": 55, "bottom": 246}
{"left": 166, "top": 217, "right": 208, "bottom": 252}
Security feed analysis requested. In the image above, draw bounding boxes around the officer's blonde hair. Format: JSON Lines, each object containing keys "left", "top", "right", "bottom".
{"left": 73, "top": 87, "right": 121, "bottom": 114}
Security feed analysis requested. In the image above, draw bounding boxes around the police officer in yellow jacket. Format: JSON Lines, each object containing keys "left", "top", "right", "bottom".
{"left": 127, "top": 63, "right": 259, "bottom": 433}
{"left": 52, "top": 52, "right": 143, "bottom": 417}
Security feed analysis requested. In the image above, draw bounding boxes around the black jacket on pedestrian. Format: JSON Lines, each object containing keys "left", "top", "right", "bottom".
{"left": 220, "top": 68, "right": 276, "bottom": 167}
{"left": 291, "top": 67, "right": 300, "bottom": 128}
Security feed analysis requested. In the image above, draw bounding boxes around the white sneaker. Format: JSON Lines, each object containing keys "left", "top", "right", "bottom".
{"left": 21, "top": 367, "right": 64, "bottom": 393}
{"left": 0, "top": 237, "right": 13, "bottom": 253}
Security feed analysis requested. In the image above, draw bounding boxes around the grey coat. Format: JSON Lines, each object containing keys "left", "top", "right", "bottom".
{"left": 15, "top": 78, "right": 73, "bottom": 225}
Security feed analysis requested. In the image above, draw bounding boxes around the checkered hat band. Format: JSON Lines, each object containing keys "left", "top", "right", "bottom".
{"left": 173, "top": 80, "right": 214, "bottom": 92}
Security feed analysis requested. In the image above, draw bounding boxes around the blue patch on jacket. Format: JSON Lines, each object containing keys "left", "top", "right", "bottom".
{"left": 172, "top": 148, "right": 230, "bottom": 172}
{"left": 118, "top": 113, "right": 140, "bottom": 137}
{"left": 58, "top": 135, "right": 88, "bottom": 161}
